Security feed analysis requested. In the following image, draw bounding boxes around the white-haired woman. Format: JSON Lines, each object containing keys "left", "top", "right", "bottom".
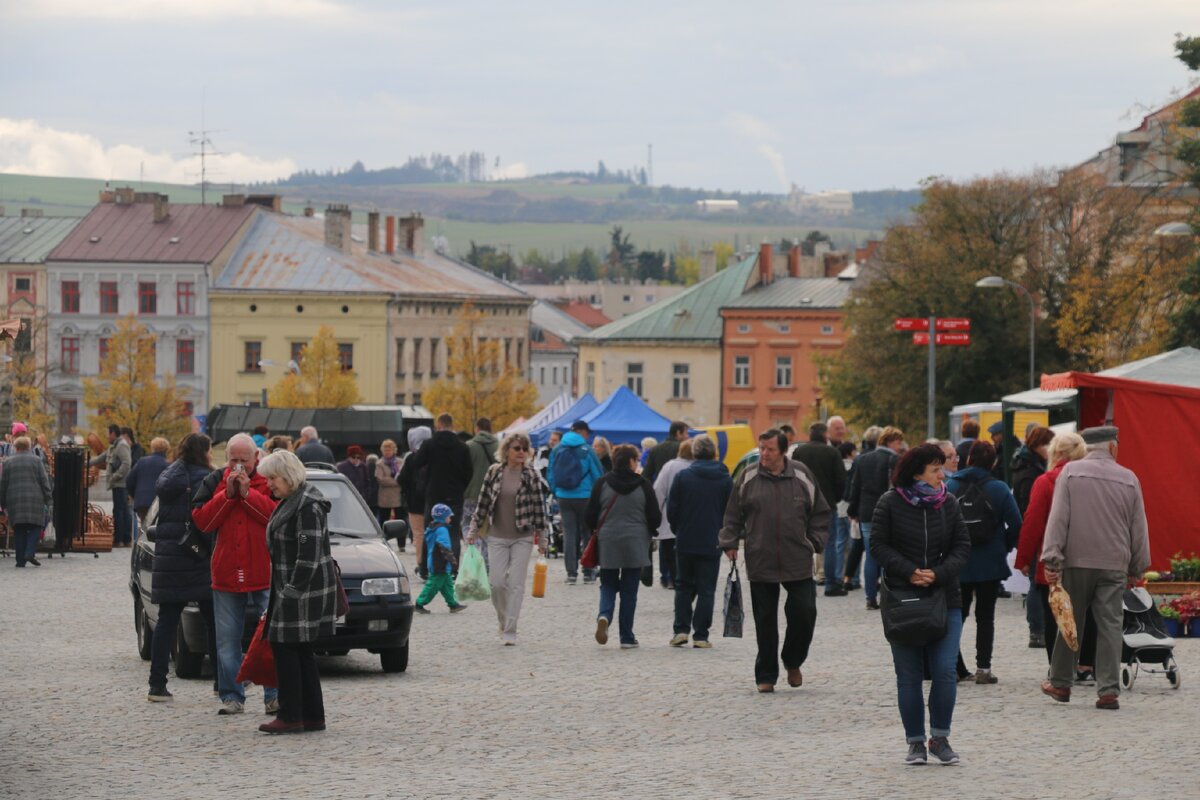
{"left": 467, "top": 432, "right": 548, "bottom": 645}
{"left": 256, "top": 449, "right": 337, "bottom": 734}
{"left": 400, "top": 426, "right": 433, "bottom": 577}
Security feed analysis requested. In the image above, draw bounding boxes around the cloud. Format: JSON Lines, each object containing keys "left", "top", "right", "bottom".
{"left": 0, "top": 118, "right": 296, "bottom": 184}
{"left": 12, "top": 0, "right": 345, "bottom": 20}
{"left": 851, "top": 46, "right": 966, "bottom": 79}
{"left": 724, "top": 112, "right": 790, "bottom": 192}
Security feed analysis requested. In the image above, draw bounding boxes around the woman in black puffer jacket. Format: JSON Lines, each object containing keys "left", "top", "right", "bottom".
{"left": 869, "top": 443, "right": 971, "bottom": 766}
{"left": 146, "top": 433, "right": 218, "bottom": 703}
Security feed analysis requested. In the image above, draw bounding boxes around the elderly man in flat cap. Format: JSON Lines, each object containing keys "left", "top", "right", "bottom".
{"left": 1039, "top": 426, "right": 1150, "bottom": 710}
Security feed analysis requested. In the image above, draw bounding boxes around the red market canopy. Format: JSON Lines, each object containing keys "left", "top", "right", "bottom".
{"left": 1040, "top": 347, "right": 1200, "bottom": 569}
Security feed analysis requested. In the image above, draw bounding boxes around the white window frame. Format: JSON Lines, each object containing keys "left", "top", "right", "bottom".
{"left": 672, "top": 363, "right": 690, "bottom": 399}
{"left": 775, "top": 355, "right": 793, "bottom": 388}
{"left": 626, "top": 362, "right": 644, "bottom": 397}
{"left": 733, "top": 355, "right": 750, "bottom": 387}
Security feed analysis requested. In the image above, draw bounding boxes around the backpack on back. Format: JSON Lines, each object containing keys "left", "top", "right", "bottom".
{"left": 953, "top": 477, "right": 997, "bottom": 547}
{"left": 553, "top": 445, "right": 586, "bottom": 491}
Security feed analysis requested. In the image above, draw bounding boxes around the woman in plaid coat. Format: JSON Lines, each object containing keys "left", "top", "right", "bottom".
{"left": 257, "top": 449, "right": 336, "bottom": 734}
{"left": 466, "top": 432, "right": 548, "bottom": 645}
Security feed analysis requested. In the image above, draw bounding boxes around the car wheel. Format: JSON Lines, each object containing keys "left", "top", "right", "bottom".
{"left": 380, "top": 644, "right": 409, "bottom": 673}
{"left": 135, "top": 599, "right": 152, "bottom": 661}
{"left": 174, "top": 626, "right": 204, "bottom": 679}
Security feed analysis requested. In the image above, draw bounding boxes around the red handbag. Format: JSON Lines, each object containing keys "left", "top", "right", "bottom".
{"left": 236, "top": 615, "right": 277, "bottom": 688}
{"left": 580, "top": 494, "right": 619, "bottom": 570}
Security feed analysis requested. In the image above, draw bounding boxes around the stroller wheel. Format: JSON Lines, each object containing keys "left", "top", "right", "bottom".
{"left": 1167, "top": 660, "right": 1181, "bottom": 690}
{"left": 1120, "top": 664, "right": 1135, "bottom": 691}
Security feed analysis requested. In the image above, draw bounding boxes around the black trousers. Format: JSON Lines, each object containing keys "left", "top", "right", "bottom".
{"left": 956, "top": 580, "right": 1000, "bottom": 673}
{"left": 658, "top": 539, "right": 675, "bottom": 582}
{"left": 1035, "top": 583, "right": 1098, "bottom": 666}
{"left": 271, "top": 642, "right": 324, "bottom": 724}
{"left": 749, "top": 579, "right": 817, "bottom": 685}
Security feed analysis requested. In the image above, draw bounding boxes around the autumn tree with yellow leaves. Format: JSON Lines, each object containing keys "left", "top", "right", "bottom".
{"left": 83, "top": 315, "right": 192, "bottom": 443}
{"left": 423, "top": 303, "right": 538, "bottom": 430}
{"left": 268, "top": 325, "right": 362, "bottom": 408}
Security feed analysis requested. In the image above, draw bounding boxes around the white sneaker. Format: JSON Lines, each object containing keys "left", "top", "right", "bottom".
{"left": 669, "top": 634, "right": 689, "bottom": 647}
{"left": 264, "top": 698, "right": 280, "bottom": 714}
{"left": 217, "top": 699, "right": 244, "bottom": 715}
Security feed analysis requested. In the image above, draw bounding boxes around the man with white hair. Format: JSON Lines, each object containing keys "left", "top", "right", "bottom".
{"left": 192, "top": 433, "right": 280, "bottom": 715}
{"left": 826, "top": 416, "right": 848, "bottom": 447}
{"left": 295, "top": 426, "right": 334, "bottom": 466}
{"left": 1040, "top": 426, "right": 1150, "bottom": 711}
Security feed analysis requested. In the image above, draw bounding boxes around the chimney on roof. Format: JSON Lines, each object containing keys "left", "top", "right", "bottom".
{"left": 787, "top": 242, "right": 800, "bottom": 278}
{"left": 222, "top": 194, "right": 245, "bottom": 207}
{"left": 303, "top": 206, "right": 315, "bottom": 217}
{"left": 398, "top": 212, "right": 424, "bottom": 258}
{"left": 758, "top": 241, "right": 773, "bottom": 286}
{"left": 246, "top": 194, "right": 282, "bottom": 212}
{"left": 385, "top": 215, "right": 396, "bottom": 255}
{"left": 20, "top": 208, "right": 44, "bottom": 218}
{"left": 99, "top": 189, "right": 114, "bottom": 203}
{"left": 114, "top": 186, "right": 136, "bottom": 205}
{"left": 699, "top": 248, "right": 716, "bottom": 282}
{"left": 324, "top": 204, "right": 352, "bottom": 254}
{"left": 367, "top": 211, "right": 380, "bottom": 253}
{"left": 823, "top": 252, "right": 850, "bottom": 278}
{"left": 152, "top": 194, "right": 169, "bottom": 223}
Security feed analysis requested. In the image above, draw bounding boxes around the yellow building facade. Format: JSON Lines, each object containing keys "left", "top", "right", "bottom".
{"left": 576, "top": 341, "right": 722, "bottom": 427}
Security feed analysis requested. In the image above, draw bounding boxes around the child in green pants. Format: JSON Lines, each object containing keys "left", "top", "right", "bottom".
{"left": 415, "top": 504, "right": 468, "bottom": 613}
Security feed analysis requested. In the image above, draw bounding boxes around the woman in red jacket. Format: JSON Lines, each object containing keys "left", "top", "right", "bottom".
{"left": 1014, "top": 432, "right": 1096, "bottom": 671}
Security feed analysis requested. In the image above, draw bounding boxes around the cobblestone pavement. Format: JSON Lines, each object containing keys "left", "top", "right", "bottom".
{"left": 1, "top": 546, "right": 1196, "bottom": 800}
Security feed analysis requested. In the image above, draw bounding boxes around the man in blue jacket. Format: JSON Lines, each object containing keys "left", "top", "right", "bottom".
{"left": 548, "top": 420, "right": 605, "bottom": 584}
{"left": 945, "top": 440, "right": 1022, "bottom": 684}
{"left": 666, "top": 435, "right": 733, "bottom": 647}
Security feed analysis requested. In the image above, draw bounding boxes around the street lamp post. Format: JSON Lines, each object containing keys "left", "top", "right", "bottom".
{"left": 975, "top": 276, "right": 1036, "bottom": 389}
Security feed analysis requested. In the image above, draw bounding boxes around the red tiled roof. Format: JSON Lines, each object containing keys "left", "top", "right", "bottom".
{"left": 555, "top": 300, "right": 611, "bottom": 328}
{"left": 48, "top": 202, "right": 255, "bottom": 264}
{"left": 531, "top": 329, "right": 571, "bottom": 352}
{"left": 1135, "top": 85, "right": 1200, "bottom": 131}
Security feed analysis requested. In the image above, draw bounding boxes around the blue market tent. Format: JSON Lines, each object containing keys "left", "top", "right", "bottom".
{"left": 577, "top": 386, "right": 676, "bottom": 446}
{"left": 530, "top": 393, "right": 598, "bottom": 447}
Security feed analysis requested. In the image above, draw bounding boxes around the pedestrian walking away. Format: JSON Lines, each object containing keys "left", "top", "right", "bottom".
{"left": 191, "top": 433, "right": 281, "bottom": 716}
{"left": 586, "top": 444, "right": 661, "bottom": 649}
{"left": 464, "top": 418, "right": 500, "bottom": 567}
{"left": 869, "top": 443, "right": 971, "bottom": 765}
{"left": 666, "top": 435, "right": 732, "bottom": 648}
{"left": 257, "top": 449, "right": 339, "bottom": 734}
{"left": 1040, "top": 426, "right": 1150, "bottom": 711}
{"left": 846, "top": 426, "right": 904, "bottom": 609}
{"left": 407, "top": 413, "right": 473, "bottom": 569}
{"left": 791, "top": 422, "right": 847, "bottom": 596}
{"left": 548, "top": 420, "right": 605, "bottom": 584}
{"left": 293, "top": 426, "right": 335, "bottom": 467}
{"left": 719, "top": 429, "right": 831, "bottom": 692}
{"left": 467, "top": 432, "right": 547, "bottom": 644}
{"left": 400, "top": 426, "right": 433, "bottom": 575}
{"left": 126, "top": 438, "right": 171, "bottom": 527}
{"left": 651, "top": 437, "right": 694, "bottom": 590}
{"left": 145, "top": 434, "right": 219, "bottom": 704}
{"left": 0, "top": 436, "right": 52, "bottom": 568}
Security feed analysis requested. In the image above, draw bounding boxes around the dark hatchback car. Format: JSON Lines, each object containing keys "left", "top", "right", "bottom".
{"left": 129, "top": 469, "right": 414, "bottom": 675}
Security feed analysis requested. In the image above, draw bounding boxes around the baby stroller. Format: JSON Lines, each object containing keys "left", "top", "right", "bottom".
{"left": 545, "top": 497, "right": 564, "bottom": 558}
{"left": 1119, "top": 587, "right": 1180, "bottom": 690}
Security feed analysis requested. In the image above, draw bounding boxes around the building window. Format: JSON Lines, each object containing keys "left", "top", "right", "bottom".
{"left": 778, "top": 323, "right": 790, "bottom": 333}
{"left": 61, "top": 337, "right": 80, "bottom": 374}
{"left": 412, "top": 392, "right": 422, "bottom": 407}
{"left": 244, "top": 341, "right": 262, "bottom": 372}
{"left": 775, "top": 356, "right": 793, "bottom": 388}
{"left": 552, "top": 366, "right": 559, "bottom": 384}
{"left": 505, "top": 338, "right": 512, "bottom": 366}
{"left": 429, "top": 338, "right": 440, "bottom": 378}
{"left": 623, "top": 295, "right": 631, "bottom": 303}
{"left": 139, "top": 338, "right": 157, "bottom": 365}
{"left": 177, "top": 281, "right": 196, "bottom": 315}
{"left": 733, "top": 418, "right": 749, "bottom": 426}
{"left": 733, "top": 355, "right": 750, "bottom": 387}
{"left": 338, "top": 343, "right": 354, "bottom": 372}
{"left": 517, "top": 339, "right": 524, "bottom": 371}
{"left": 821, "top": 325, "right": 834, "bottom": 335}
{"left": 626, "top": 363, "right": 644, "bottom": 397}
{"left": 395, "top": 339, "right": 406, "bottom": 376}
{"left": 138, "top": 282, "right": 157, "bottom": 314}
{"left": 99, "top": 337, "right": 111, "bottom": 365}
{"left": 540, "top": 367, "right": 546, "bottom": 385}
{"left": 672, "top": 363, "right": 690, "bottom": 399}
{"left": 100, "top": 281, "right": 119, "bottom": 313}
{"left": 290, "top": 341, "right": 305, "bottom": 366}
{"left": 413, "top": 338, "right": 423, "bottom": 377}
{"left": 737, "top": 324, "right": 750, "bottom": 334}
{"left": 58, "top": 399, "right": 78, "bottom": 433}
{"left": 394, "top": 393, "right": 406, "bottom": 404}
{"left": 585, "top": 362, "right": 595, "bottom": 395}
{"left": 61, "top": 281, "right": 80, "bottom": 313}
{"left": 645, "top": 294, "right": 654, "bottom": 302}
{"left": 177, "top": 339, "right": 195, "bottom": 374}
{"left": 13, "top": 276, "right": 32, "bottom": 294}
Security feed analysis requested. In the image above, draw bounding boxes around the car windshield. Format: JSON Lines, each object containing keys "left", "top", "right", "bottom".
{"left": 308, "top": 478, "right": 381, "bottom": 539}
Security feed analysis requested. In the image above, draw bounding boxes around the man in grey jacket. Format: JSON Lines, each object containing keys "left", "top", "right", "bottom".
{"left": 464, "top": 418, "right": 499, "bottom": 566}
{"left": 720, "top": 429, "right": 831, "bottom": 693}
{"left": 89, "top": 423, "right": 133, "bottom": 546}
{"left": 1040, "top": 426, "right": 1150, "bottom": 710}
{"left": 0, "top": 436, "right": 53, "bottom": 567}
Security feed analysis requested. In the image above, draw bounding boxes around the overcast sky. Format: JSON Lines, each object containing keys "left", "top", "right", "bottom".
{"left": 2, "top": 1, "right": 1198, "bottom": 192}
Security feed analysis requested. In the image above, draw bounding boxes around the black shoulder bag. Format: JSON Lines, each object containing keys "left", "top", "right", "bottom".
{"left": 879, "top": 505, "right": 948, "bottom": 647}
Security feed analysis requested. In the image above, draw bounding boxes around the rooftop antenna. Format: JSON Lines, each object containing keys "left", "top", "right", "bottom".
{"left": 647, "top": 143, "right": 653, "bottom": 187}
{"left": 188, "top": 89, "right": 225, "bottom": 205}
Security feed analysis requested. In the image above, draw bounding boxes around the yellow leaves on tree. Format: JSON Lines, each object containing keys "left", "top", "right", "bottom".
{"left": 267, "top": 325, "right": 361, "bottom": 408}
{"left": 83, "top": 314, "right": 192, "bottom": 444}
{"left": 423, "top": 303, "right": 538, "bottom": 430}
{"left": 10, "top": 357, "right": 57, "bottom": 438}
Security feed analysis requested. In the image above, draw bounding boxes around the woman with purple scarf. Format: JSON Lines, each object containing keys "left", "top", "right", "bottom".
{"left": 869, "top": 443, "right": 971, "bottom": 767}
{"left": 374, "top": 439, "right": 404, "bottom": 534}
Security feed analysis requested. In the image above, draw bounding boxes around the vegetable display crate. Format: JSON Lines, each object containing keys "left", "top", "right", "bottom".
{"left": 1145, "top": 582, "right": 1200, "bottom": 596}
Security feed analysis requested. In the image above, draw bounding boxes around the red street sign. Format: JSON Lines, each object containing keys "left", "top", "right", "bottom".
{"left": 935, "top": 318, "right": 970, "bottom": 332}
{"left": 912, "top": 332, "right": 971, "bottom": 346}
{"left": 894, "top": 318, "right": 929, "bottom": 331}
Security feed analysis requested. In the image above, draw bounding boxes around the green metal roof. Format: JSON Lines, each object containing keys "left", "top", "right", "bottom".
{"left": 0, "top": 217, "right": 80, "bottom": 264}
{"left": 578, "top": 255, "right": 756, "bottom": 343}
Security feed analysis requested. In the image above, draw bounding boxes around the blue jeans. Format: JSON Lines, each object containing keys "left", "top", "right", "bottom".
{"left": 13, "top": 523, "right": 41, "bottom": 565}
{"left": 598, "top": 568, "right": 641, "bottom": 644}
{"left": 213, "top": 589, "right": 277, "bottom": 704}
{"left": 673, "top": 552, "right": 721, "bottom": 640}
{"left": 111, "top": 487, "right": 133, "bottom": 544}
{"left": 860, "top": 522, "right": 880, "bottom": 602}
{"left": 558, "top": 498, "right": 591, "bottom": 579}
{"left": 889, "top": 610, "right": 964, "bottom": 743}
{"left": 823, "top": 516, "right": 850, "bottom": 588}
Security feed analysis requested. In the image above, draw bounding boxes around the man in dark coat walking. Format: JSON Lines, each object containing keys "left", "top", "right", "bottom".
{"left": 644, "top": 421, "right": 688, "bottom": 483}
{"left": 406, "top": 413, "right": 473, "bottom": 564}
{"left": 791, "top": 422, "right": 847, "bottom": 597}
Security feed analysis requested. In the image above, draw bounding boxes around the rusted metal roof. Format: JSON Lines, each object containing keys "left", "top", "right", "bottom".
{"left": 48, "top": 202, "right": 255, "bottom": 264}
{"left": 0, "top": 217, "right": 80, "bottom": 264}
{"left": 215, "top": 211, "right": 530, "bottom": 302}
{"left": 722, "top": 276, "right": 854, "bottom": 310}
